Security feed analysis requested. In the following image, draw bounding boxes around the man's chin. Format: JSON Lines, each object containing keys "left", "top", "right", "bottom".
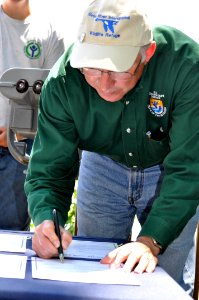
{"left": 99, "top": 92, "right": 122, "bottom": 102}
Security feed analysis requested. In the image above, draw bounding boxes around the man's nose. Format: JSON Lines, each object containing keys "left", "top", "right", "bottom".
{"left": 99, "top": 72, "right": 114, "bottom": 90}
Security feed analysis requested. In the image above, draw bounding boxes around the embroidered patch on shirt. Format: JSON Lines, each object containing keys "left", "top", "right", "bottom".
{"left": 148, "top": 91, "right": 167, "bottom": 117}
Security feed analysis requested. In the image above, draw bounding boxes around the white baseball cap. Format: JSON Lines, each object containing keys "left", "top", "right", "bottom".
{"left": 70, "top": 0, "right": 153, "bottom": 72}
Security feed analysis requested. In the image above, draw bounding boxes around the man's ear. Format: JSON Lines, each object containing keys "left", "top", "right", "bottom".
{"left": 145, "top": 41, "right": 156, "bottom": 64}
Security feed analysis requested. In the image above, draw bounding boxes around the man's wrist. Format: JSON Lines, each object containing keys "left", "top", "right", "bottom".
{"left": 136, "top": 236, "right": 162, "bottom": 256}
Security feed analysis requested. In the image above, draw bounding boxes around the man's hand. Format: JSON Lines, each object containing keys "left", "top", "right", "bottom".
{"left": 0, "top": 127, "right": 8, "bottom": 147}
{"left": 32, "top": 220, "right": 72, "bottom": 259}
{"left": 100, "top": 240, "right": 159, "bottom": 274}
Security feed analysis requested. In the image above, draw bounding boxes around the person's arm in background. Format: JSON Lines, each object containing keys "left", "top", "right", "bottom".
{"left": 0, "top": 127, "right": 7, "bottom": 147}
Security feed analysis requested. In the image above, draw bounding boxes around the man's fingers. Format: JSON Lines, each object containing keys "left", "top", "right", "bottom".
{"left": 100, "top": 248, "right": 119, "bottom": 264}
{"left": 33, "top": 221, "right": 61, "bottom": 258}
{"left": 33, "top": 229, "right": 57, "bottom": 258}
{"left": 60, "top": 227, "right": 72, "bottom": 249}
{"left": 38, "top": 221, "right": 59, "bottom": 247}
{"left": 32, "top": 220, "right": 73, "bottom": 259}
{"left": 132, "top": 251, "right": 158, "bottom": 274}
{"left": 145, "top": 257, "right": 158, "bottom": 273}
{"left": 101, "top": 242, "right": 158, "bottom": 274}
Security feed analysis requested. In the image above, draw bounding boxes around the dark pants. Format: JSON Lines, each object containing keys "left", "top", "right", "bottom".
{"left": 0, "top": 140, "right": 32, "bottom": 230}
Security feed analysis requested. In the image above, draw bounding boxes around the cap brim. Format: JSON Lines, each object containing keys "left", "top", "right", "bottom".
{"left": 70, "top": 41, "right": 140, "bottom": 72}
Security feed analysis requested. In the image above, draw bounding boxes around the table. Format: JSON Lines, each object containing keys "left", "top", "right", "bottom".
{"left": 0, "top": 231, "right": 193, "bottom": 300}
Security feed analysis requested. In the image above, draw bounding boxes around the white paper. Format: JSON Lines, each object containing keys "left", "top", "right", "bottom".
{"left": 0, "top": 233, "right": 27, "bottom": 253}
{"left": 0, "top": 253, "right": 27, "bottom": 279}
{"left": 32, "top": 257, "right": 141, "bottom": 285}
{"left": 64, "top": 239, "right": 117, "bottom": 259}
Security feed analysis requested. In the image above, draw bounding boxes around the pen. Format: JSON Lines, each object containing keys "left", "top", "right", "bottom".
{"left": 52, "top": 208, "right": 64, "bottom": 263}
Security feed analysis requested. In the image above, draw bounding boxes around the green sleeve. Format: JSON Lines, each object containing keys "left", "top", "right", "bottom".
{"left": 25, "top": 76, "right": 79, "bottom": 227}
{"left": 140, "top": 65, "right": 199, "bottom": 249}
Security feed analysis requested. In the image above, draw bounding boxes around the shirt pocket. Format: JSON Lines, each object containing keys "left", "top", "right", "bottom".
{"left": 140, "top": 134, "right": 170, "bottom": 167}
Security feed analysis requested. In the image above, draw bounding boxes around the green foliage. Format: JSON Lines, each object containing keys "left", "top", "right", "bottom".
{"left": 65, "top": 188, "right": 77, "bottom": 234}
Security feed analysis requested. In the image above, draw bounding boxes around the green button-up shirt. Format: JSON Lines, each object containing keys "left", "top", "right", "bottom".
{"left": 25, "top": 26, "right": 199, "bottom": 249}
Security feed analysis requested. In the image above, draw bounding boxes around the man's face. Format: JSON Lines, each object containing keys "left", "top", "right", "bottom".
{"left": 3, "top": 0, "right": 25, "bottom": 4}
{"left": 82, "top": 54, "right": 144, "bottom": 102}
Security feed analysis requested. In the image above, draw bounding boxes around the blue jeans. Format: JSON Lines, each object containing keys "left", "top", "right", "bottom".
{"left": 77, "top": 151, "right": 199, "bottom": 295}
{"left": 0, "top": 139, "right": 32, "bottom": 230}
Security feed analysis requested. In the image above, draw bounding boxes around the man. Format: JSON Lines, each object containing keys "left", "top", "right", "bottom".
{"left": 0, "top": 0, "right": 65, "bottom": 230}
{"left": 25, "top": 0, "right": 199, "bottom": 294}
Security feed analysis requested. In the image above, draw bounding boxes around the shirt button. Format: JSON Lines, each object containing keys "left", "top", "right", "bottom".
{"left": 126, "top": 128, "right": 131, "bottom": 133}
{"left": 126, "top": 101, "right": 130, "bottom": 105}
{"left": 129, "top": 152, "right": 133, "bottom": 157}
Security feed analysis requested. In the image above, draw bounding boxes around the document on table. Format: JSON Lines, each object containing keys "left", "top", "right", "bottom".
{"left": 64, "top": 239, "right": 117, "bottom": 259}
{"left": 32, "top": 257, "right": 141, "bottom": 285}
{"left": 0, "top": 233, "right": 27, "bottom": 253}
{"left": 0, "top": 253, "right": 27, "bottom": 279}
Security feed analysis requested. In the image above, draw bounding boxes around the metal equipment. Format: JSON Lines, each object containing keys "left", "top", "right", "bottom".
{"left": 0, "top": 67, "right": 49, "bottom": 164}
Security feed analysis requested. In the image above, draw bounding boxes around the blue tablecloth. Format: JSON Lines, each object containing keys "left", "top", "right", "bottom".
{"left": 0, "top": 231, "right": 193, "bottom": 300}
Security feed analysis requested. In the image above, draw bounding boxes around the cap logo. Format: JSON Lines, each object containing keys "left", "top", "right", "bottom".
{"left": 88, "top": 12, "right": 130, "bottom": 39}
{"left": 95, "top": 18, "right": 118, "bottom": 34}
